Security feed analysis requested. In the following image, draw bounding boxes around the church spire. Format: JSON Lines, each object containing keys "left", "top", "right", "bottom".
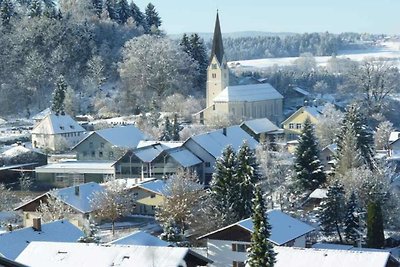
{"left": 210, "top": 11, "right": 224, "bottom": 64}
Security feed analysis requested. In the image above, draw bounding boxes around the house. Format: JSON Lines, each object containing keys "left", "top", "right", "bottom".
{"left": 272, "top": 246, "right": 399, "bottom": 267}
{"left": 194, "top": 13, "right": 283, "bottom": 125}
{"left": 114, "top": 142, "right": 202, "bottom": 179}
{"left": 240, "top": 118, "right": 283, "bottom": 143}
{"left": 284, "top": 87, "right": 311, "bottom": 109}
{"left": 35, "top": 161, "right": 116, "bottom": 187}
{"left": 198, "top": 209, "right": 315, "bottom": 267}
{"left": 302, "top": 188, "right": 328, "bottom": 210}
{"left": 31, "top": 113, "right": 86, "bottom": 152}
{"left": 15, "top": 182, "right": 104, "bottom": 227}
{"left": 281, "top": 105, "right": 323, "bottom": 141}
{"left": 389, "top": 132, "right": 400, "bottom": 157}
{"left": 320, "top": 144, "right": 337, "bottom": 172}
{"left": 183, "top": 125, "right": 259, "bottom": 184}
{"left": 16, "top": 242, "right": 212, "bottom": 267}
{"left": 0, "top": 219, "right": 83, "bottom": 260}
{"left": 109, "top": 231, "right": 170, "bottom": 247}
{"left": 130, "top": 179, "right": 167, "bottom": 216}
{"left": 72, "top": 125, "right": 147, "bottom": 161}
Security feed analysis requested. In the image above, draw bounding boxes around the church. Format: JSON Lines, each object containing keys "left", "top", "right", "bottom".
{"left": 195, "top": 13, "right": 283, "bottom": 125}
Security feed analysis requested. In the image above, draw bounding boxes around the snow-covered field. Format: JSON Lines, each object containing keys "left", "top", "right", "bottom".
{"left": 229, "top": 41, "right": 400, "bottom": 71}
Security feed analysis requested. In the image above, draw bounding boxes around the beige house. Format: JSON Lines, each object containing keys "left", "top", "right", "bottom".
{"left": 130, "top": 179, "right": 166, "bottom": 216}
{"left": 31, "top": 113, "right": 86, "bottom": 152}
{"left": 195, "top": 13, "right": 283, "bottom": 125}
{"left": 281, "top": 106, "right": 323, "bottom": 141}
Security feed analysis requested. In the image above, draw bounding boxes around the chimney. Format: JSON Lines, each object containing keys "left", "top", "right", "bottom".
{"left": 222, "top": 127, "right": 227, "bottom": 136}
{"left": 32, "top": 218, "right": 42, "bottom": 231}
{"left": 74, "top": 185, "right": 80, "bottom": 196}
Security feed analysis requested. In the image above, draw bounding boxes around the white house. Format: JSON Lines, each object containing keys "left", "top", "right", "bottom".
{"left": 198, "top": 209, "right": 315, "bottom": 267}
{"left": 0, "top": 219, "right": 83, "bottom": 260}
{"left": 108, "top": 231, "right": 170, "bottom": 247}
{"left": 16, "top": 242, "right": 212, "bottom": 267}
{"left": 31, "top": 113, "right": 86, "bottom": 152}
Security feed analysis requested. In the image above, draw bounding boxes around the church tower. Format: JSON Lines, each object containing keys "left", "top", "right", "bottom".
{"left": 206, "top": 12, "right": 229, "bottom": 107}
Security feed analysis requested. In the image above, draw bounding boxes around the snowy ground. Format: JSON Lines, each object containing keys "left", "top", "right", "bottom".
{"left": 229, "top": 41, "right": 400, "bottom": 71}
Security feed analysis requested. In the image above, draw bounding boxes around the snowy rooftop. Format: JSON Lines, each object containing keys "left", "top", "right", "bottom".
{"left": 389, "top": 131, "right": 400, "bottom": 143}
{"left": 31, "top": 113, "right": 85, "bottom": 135}
{"left": 188, "top": 125, "right": 259, "bottom": 159}
{"left": 213, "top": 83, "right": 283, "bottom": 102}
{"left": 241, "top": 118, "right": 280, "bottom": 134}
{"left": 35, "top": 161, "right": 116, "bottom": 174}
{"left": 137, "top": 141, "right": 183, "bottom": 149}
{"left": 32, "top": 108, "right": 51, "bottom": 121}
{"left": 323, "top": 144, "right": 338, "bottom": 153}
{"left": 166, "top": 148, "right": 202, "bottom": 167}
{"left": 133, "top": 145, "right": 165, "bottom": 162}
{"left": 16, "top": 242, "right": 211, "bottom": 267}
{"left": 109, "top": 231, "right": 170, "bottom": 247}
{"left": 312, "top": 243, "right": 354, "bottom": 250}
{"left": 293, "top": 87, "right": 310, "bottom": 96}
{"left": 199, "top": 209, "right": 315, "bottom": 245}
{"left": 50, "top": 182, "right": 104, "bottom": 213}
{"left": 134, "top": 180, "right": 167, "bottom": 196}
{"left": 309, "top": 188, "right": 328, "bottom": 199}
{"left": 282, "top": 105, "right": 324, "bottom": 125}
{"left": 273, "top": 246, "right": 396, "bottom": 267}
{"left": 96, "top": 125, "right": 146, "bottom": 149}
{"left": 0, "top": 220, "right": 83, "bottom": 260}
{"left": 1, "top": 145, "right": 45, "bottom": 158}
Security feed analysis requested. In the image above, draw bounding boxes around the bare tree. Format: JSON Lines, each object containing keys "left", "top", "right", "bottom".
{"left": 316, "top": 103, "right": 344, "bottom": 148}
{"left": 37, "top": 192, "right": 73, "bottom": 222}
{"left": 375, "top": 120, "right": 394, "bottom": 150}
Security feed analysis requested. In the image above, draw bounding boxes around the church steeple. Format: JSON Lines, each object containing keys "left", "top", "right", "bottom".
{"left": 210, "top": 11, "right": 224, "bottom": 64}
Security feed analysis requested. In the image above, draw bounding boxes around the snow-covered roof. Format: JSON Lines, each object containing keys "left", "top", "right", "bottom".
{"left": 32, "top": 108, "right": 51, "bottom": 121}
{"left": 96, "top": 125, "right": 146, "bottom": 148}
{"left": 312, "top": 243, "right": 354, "bottom": 250}
{"left": 282, "top": 106, "right": 324, "bottom": 125}
{"left": 273, "top": 246, "right": 396, "bottom": 267}
{"left": 16, "top": 242, "right": 212, "bottom": 267}
{"left": 0, "top": 220, "right": 83, "bottom": 260}
{"left": 49, "top": 182, "right": 104, "bottom": 214}
{"left": 133, "top": 145, "right": 165, "bottom": 162}
{"left": 293, "top": 87, "right": 310, "bottom": 96}
{"left": 389, "top": 132, "right": 400, "bottom": 143}
{"left": 213, "top": 83, "right": 283, "bottom": 102}
{"left": 134, "top": 180, "right": 167, "bottom": 196}
{"left": 309, "top": 188, "right": 328, "bottom": 199}
{"left": 137, "top": 141, "right": 183, "bottom": 149}
{"left": 199, "top": 209, "right": 315, "bottom": 245}
{"left": 1, "top": 145, "right": 45, "bottom": 158}
{"left": 31, "top": 113, "right": 85, "bottom": 135}
{"left": 35, "top": 161, "right": 116, "bottom": 175}
{"left": 188, "top": 125, "right": 259, "bottom": 159}
{"left": 241, "top": 118, "right": 280, "bottom": 134}
{"left": 109, "top": 231, "right": 170, "bottom": 247}
{"left": 323, "top": 144, "right": 338, "bottom": 153}
{"left": 166, "top": 148, "right": 202, "bottom": 167}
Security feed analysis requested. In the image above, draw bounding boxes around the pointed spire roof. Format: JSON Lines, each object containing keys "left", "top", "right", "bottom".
{"left": 210, "top": 12, "right": 224, "bottom": 64}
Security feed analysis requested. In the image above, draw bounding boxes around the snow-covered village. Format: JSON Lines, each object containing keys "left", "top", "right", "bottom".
{"left": 0, "top": 1, "right": 400, "bottom": 267}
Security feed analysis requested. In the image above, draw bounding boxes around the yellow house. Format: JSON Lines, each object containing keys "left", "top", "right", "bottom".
{"left": 282, "top": 106, "right": 322, "bottom": 141}
{"left": 131, "top": 179, "right": 166, "bottom": 216}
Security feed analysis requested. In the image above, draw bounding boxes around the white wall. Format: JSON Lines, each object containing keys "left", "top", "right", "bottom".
{"left": 207, "top": 239, "right": 249, "bottom": 267}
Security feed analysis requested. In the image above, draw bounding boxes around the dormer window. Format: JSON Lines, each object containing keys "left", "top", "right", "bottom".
{"left": 70, "top": 125, "right": 74, "bottom": 129}
{"left": 60, "top": 126, "right": 64, "bottom": 130}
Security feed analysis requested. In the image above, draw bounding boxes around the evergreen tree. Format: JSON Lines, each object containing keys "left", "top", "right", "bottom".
{"left": 366, "top": 200, "right": 385, "bottom": 248}
{"left": 344, "top": 191, "right": 361, "bottom": 244}
{"left": 0, "top": 0, "right": 14, "bottom": 26}
{"left": 235, "top": 141, "right": 262, "bottom": 219}
{"left": 247, "top": 186, "right": 276, "bottom": 267}
{"left": 189, "top": 33, "right": 208, "bottom": 88}
{"left": 210, "top": 145, "right": 239, "bottom": 224}
{"left": 43, "top": 6, "right": 58, "bottom": 19}
{"left": 129, "top": 2, "right": 144, "bottom": 27}
{"left": 144, "top": 3, "right": 161, "bottom": 33}
{"left": 29, "top": 0, "right": 42, "bottom": 17}
{"left": 51, "top": 75, "right": 67, "bottom": 115}
{"left": 334, "top": 120, "right": 363, "bottom": 176}
{"left": 319, "top": 180, "right": 346, "bottom": 243}
{"left": 160, "top": 218, "right": 183, "bottom": 244}
{"left": 336, "top": 104, "right": 375, "bottom": 170}
{"left": 91, "top": 0, "right": 103, "bottom": 18}
{"left": 172, "top": 113, "right": 180, "bottom": 141}
{"left": 115, "top": 0, "right": 130, "bottom": 24}
{"left": 294, "top": 118, "right": 326, "bottom": 191}
{"left": 159, "top": 116, "right": 172, "bottom": 141}
{"left": 180, "top": 33, "right": 191, "bottom": 54}
{"left": 104, "top": 0, "right": 117, "bottom": 21}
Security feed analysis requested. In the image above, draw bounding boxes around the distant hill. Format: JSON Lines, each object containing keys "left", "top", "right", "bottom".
{"left": 168, "top": 31, "right": 296, "bottom": 40}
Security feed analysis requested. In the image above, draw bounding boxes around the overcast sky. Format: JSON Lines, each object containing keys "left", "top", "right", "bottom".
{"left": 134, "top": 0, "right": 400, "bottom": 35}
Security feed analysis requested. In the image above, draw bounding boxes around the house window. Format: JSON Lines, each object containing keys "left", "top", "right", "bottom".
{"left": 296, "top": 123, "right": 302, "bottom": 129}
{"left": 89, "top": 142, "right": 93, "bottom": 148}
{"left": 232, "top": 243, "right": 250, "bottom": 252}
{"left": 152, "top": 206, "right": 156, "bottom": 210}
{"left": 83, "top": 151, "right": 87, "bottom": 157}
{"left": 212, "top": 105, "right": 215, "bottom": 111}
{"left": 109, "top": 151, "right": 114, "bottom": 158}
{"left": 212, "top": 73, "right": 217, "bottom": 79}
{"left": 289, "top": 123, "right": 294, "bottom": 129}
{"left": 232, "top": 261, "right": 245, "bottom": 267}
{"left": 326, "top": 156, "right": 332, "bottom": 161}
{"left": 91, "top": 151, "right": 95, "bottom": 157}
{"left": 205, "top": 162, "right": 211, "bottom": 168}
{"left": 150, "top": 194, "right": 156, "bottom": 198}
{"left": 99, "top": 151, "right": 103, "bottom": 157}
{"left": 60, "top": 126, "right": 64, "bottom": 130}
{"left": 133, "top": 192, "right": 138, "bottom": 197}
{"left": 212, "top": 64, "right": 217, "bottom": 69}
{"left": 100, "top": 142, "right": 105, "bottom": 148}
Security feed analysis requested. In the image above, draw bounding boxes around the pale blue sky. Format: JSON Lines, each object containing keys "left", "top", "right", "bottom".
{"left": 134, "top": 0, "right": 399, "bottom": 34}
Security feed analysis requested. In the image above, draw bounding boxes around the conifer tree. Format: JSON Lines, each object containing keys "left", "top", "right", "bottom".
{"left": 104, "top": 0, "right": 117, "bottom": 21}
{"left": 172, "top": 113, "right": 180, "bottom": 141}
{"left": 29, "top": 0, "right": 42, "bottom": 17}
{"left": 0, "top": 0, "right": 14, "bottom": 26}
{"left": 51, "top": 75, "right": 67, "bottom": 115}
{"left": 294, "top": 118, "right": 326, "bottom": 191}
{"left": 115, "top": 0, "right": 130, "bottom": 24}
{"left": 211, "top": 145, "right": 239, "bottom": 224}
{"left": 91, "top": 0, "right": 103, "bottom": 18}
{"left": 366, "top": 200, "right": 385, "bottom": 248}
{"left": 144, "top": 3, "right": 161, "bottom": 33}
{"left": 159, "top": 116, "right": 172, "bottom": 141}
{"left": 130, "top": 2, "right": 144, "bottom": 27}
{"left": 344, "top": 191, "right": 361, "bottom": 244}
{"left": 248, "top": 186, "right": 276, "bottom": 267}
{"left": 319, "top": 180, "right": 346, "bottom": 243}
{"left": 336, "top": 104, "right": 375, "bottom": 170}
{"left": 160, "top": 218, "right": 183, "bottom": 244}
{"left": 180, "top": 33, "right": 191, "bottom": 54}
{"left": 189, "top": 33, "right": 208, "bottom": 87}
{"left": 236, "top": 141, "right": 262, "bottom": 219}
